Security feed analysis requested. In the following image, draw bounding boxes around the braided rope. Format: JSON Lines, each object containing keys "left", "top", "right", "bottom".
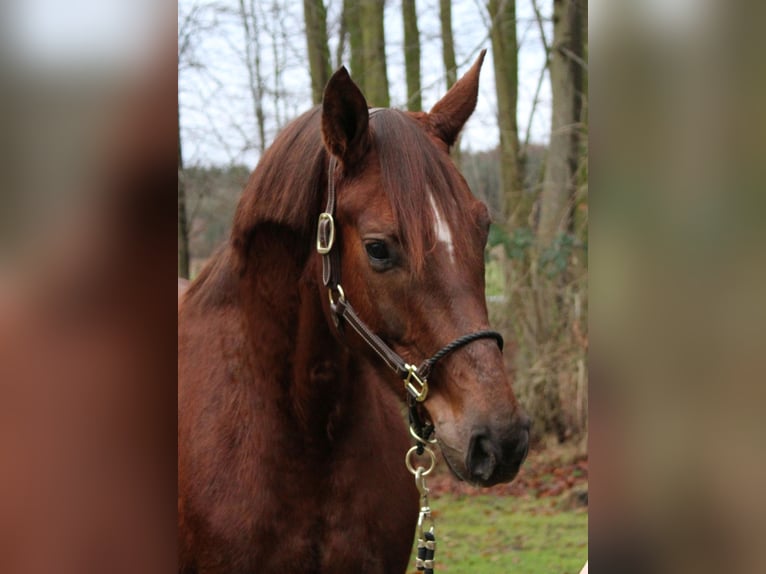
{"left": 419, "top": 330, "right": 503, "bottom": 378}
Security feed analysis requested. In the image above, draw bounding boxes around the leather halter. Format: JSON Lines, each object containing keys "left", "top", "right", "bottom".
{"left": 315, "top": 110, "right": 503, "bottom": 405}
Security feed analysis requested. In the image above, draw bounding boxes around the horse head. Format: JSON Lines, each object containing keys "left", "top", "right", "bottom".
{"left": 318, "top": 51, "right": 530, "bottom": 487}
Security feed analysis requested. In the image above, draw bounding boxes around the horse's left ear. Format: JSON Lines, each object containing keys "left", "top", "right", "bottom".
{"left": 428, "top": 49, "right": 487, "bottom": 148}
{"left": 321, "top": 66, "right": 371, "bottom": 169}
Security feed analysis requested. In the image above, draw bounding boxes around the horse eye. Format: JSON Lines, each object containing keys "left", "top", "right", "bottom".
{"left": 365, "top": 241, "right": 390, "bottom": 261}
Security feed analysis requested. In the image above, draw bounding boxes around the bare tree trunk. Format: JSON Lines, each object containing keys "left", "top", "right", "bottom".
{"left": 572, "top": 0, "right": 588, "bottom": 244}
{"left": 488, "top": 0, "right": 525, "bottom": 228}
{"left": 270, "top": 0, "right": 287, "bottom": 129}
{"left": 238, "top": 0, "right": 267, "bottom": 154}
{"left": 343, "top": 0, "right": 364, "bottom": 83}
{"left": 178, "top": 105, "right": 190, "bottom": 279}
{"left": 523, "top": 0, "right": 550, "bottom": 157}
{"left": 439, "top": 0, "right": 457, "bottom": 89}
{"left": 360, "top": 0, "right": 389, "bottom": 107}
{"left": 537, "top": 0, "right": 585, "bottom": 248}
{"left": 303, "top": 0, "right": 331, "bottom": 105}
{"left": 439, "top": 0, "right": 462, "bottom": 164}
{"left": 402, "top": 0, "right": 422, "bottom": 111}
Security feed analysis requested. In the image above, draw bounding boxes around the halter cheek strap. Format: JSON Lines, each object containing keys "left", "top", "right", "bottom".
{"left": 315, "top": 124, "right": 503, "bottom": 406}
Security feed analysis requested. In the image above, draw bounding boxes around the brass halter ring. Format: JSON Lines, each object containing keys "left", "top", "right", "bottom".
{"left": 405, "top": 444, "right": 436, "bottom": 476}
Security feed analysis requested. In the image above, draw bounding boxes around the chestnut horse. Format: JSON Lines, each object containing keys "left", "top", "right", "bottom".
{"left": 178, "top": 50, "right": 529, "bottom": 573}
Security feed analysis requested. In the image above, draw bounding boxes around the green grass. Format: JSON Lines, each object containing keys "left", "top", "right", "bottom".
{"left": 407, "top": 494, "right": 587, "bottom": 574}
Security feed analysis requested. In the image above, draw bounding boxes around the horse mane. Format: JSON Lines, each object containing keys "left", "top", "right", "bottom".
{"left": 231, "top": 106, "right": 328, "bottom": 273}
{"left": 186, "top": 105, "right": 476, "bottom": 310}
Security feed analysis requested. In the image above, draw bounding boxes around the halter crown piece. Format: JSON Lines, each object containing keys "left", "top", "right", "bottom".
{"left": 316, "top": 109, "right": 504, "bottom": 574}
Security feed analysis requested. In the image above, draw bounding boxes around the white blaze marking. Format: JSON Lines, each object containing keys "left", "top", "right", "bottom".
{"left": 428, "top": 192, "right": 455, "bottom": 263}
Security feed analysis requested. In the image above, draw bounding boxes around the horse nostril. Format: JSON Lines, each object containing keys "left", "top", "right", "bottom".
{"left": 466, "top": 433, "right": 497, "bottom": 483}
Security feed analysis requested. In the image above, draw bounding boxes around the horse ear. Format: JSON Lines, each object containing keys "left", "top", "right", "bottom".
{"left": 321, "top": 67, "right": 371, "bottom": 168}
{"left": 428, "top": 49, "right": 487, "bottom": 148}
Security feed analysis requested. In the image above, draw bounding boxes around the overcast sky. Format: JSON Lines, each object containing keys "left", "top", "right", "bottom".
{"left": 179, "top": 0, "right": 552, "bottom": 167}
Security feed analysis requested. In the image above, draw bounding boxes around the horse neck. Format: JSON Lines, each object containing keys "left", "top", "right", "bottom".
{"left": 237, "top": 225, "right": 357, "bottom": 441}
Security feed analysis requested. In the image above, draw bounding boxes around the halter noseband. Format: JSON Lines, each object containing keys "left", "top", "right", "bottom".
{"left": 315, "top": 114, "right": 503, "bottom": 407}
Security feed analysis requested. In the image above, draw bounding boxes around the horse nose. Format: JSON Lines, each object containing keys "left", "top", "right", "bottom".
{"left": 466, "top": 419, "right": 530, "bottom": 485}
{"left": 466, "top": 430, "right": 498, "bottom": 483}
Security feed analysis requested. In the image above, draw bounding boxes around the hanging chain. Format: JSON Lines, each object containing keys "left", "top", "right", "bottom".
{"left": 405, "top": 416, "right": 438, "bottom": 573}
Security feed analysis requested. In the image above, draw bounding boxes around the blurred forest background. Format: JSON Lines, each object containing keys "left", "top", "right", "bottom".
{"left": 178, "top": 0, "right": 587, "bottom": 450}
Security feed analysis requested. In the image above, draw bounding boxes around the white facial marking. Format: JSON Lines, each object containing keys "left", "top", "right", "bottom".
{"left": 428, "top": 192, "right": 455, "bottom": 263}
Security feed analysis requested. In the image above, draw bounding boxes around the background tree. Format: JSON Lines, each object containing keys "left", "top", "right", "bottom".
{"left": 439, "top": 0, "right": 458, "bottom": 89}
{"left": 360, "top": 0, "right": 389, "bottom": 107}
{"left": 303, "top": 0, "right": 331, "bottom": 105}
{"left": 341, "top": 0, "right": 364, "bottom": 82}
{"left": 439, "top": 0, "right": 461, "bottom": 164}
{"left": 238, "top": 0, "right": 267, "bottom": 154}
{"left": 402, "top": 0, "right": 422, "bottom": 111}
{"left": 487, "top": 0, "right": 525, "bottom": 228}
{"left": 177, "top": 2, "right": 208, "bottom": 279}
{"left": 537, "top": 0, "right": 585, "bottom": 248}
{"left": 266, "top": 0, "right": 291, "bottom": 130}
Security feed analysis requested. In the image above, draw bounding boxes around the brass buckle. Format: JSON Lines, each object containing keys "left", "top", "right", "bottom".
{"left": 327, "top": 284, "right": 346, "bottom": 310}
{"left": 316, "top": 212, "right": 335, "bottom": 254}
{"left": 404, "top": 364, "right": 428, "bottom": 402}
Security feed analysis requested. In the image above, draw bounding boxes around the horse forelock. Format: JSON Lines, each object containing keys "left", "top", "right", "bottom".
{"left": 367, "top": 109, "right": 476, "bottom": 275}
